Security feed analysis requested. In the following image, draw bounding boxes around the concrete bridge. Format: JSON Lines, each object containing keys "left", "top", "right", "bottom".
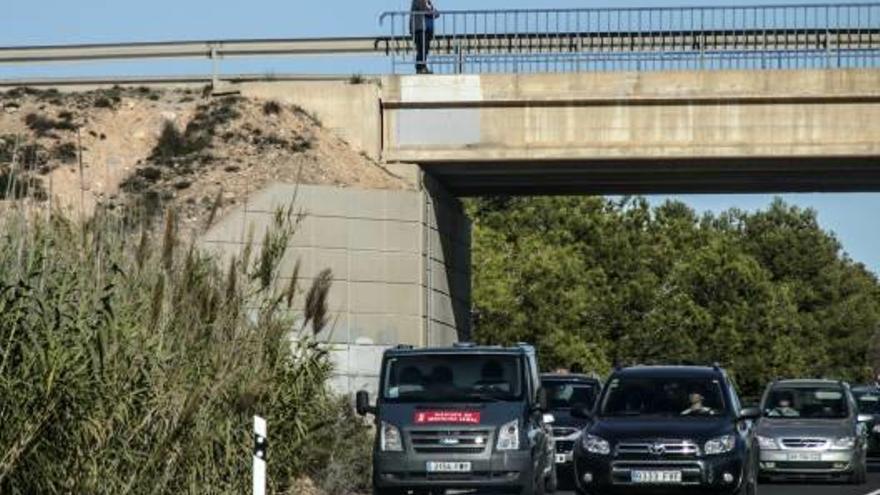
{"left": 228, "top": 66, "right": 880, "bottom": 392}
{"left": 237, "top": 68, "right": 880, "bottom": 196}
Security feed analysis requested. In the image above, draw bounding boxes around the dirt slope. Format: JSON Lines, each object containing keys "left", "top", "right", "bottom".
{"left": 0, "top": 86, "right": 409, "bottom": 231}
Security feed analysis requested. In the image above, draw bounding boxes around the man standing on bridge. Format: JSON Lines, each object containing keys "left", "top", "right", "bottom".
{"left": 410, "top": 0, "right": 439, "bottom": 74}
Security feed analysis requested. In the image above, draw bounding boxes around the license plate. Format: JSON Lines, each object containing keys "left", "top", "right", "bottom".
{"left": 555, "top": 454, "right": 569, "bottom": 464}
{"left": 787, "top": 452, "right": 822, "bottom": 462}
{"left": 426, "top": 462, "right": 472, "bottom": 473}
{"left": 631, "top": 470, "right": 683, "bottom": 484}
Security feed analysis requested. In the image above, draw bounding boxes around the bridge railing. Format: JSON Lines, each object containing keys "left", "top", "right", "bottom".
{"left": 379, "top": 2, "right": 880, "bottom": 74}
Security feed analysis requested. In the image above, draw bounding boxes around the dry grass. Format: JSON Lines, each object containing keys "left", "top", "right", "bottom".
{"left": 0, "top": 201, "right": 372, "bottom": 494}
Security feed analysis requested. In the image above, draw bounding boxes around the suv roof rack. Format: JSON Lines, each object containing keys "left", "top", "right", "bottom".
{"left": 395, "top": 344, "right": 414, "bottom": 350}
{"left": 453, "top": 342, "right": 476, "bottom": 348}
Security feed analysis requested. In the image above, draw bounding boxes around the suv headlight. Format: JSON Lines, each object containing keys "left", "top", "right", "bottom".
{"left": 496, "top": 420, "right": 520, "bottom": 451}
{"left": 581, "top": 434, "right": 611, "bottom": 455}
{"left": 704, "top": 434, "right": 736, "bottom": 455}
{"left": 830, "top": 437, "right": 856, "bottom": 450}
{"left": 757, "top": 436, "right": 780, "bottom": 450}
{"left": 380, "top": 421, "right": 403, "bottom": 452}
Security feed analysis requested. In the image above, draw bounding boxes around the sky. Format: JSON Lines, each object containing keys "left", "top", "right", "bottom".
{"left": 2, "top": 0, "right": 878, "bottom": 273}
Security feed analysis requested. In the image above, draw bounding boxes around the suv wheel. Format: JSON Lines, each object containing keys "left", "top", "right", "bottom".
{"left": 736, "top": 474, "right": 758, "bottom": 495}
{"left": 544, "top": 462, "right": 558, "bottom": 494}
{"left": 851, "top": 457, "right": 868, "bottom": 485}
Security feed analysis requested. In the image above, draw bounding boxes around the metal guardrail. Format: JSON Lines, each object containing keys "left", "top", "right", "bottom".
{"left": 0, "top": 38, "right": 387, "bottom": 65}
{"left": 0, "top": 3, "right": 878, "bottom": 81}
{"left": 380, "top": 3, "right": 880, "bottom": 73}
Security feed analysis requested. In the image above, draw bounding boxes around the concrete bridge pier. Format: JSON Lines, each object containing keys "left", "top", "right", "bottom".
{"left": 200, "top": 174, "right": 471, "bottom": 395}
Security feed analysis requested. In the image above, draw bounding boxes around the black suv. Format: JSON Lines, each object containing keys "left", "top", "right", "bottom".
{"left": 541, "top": 373, "right": 602, "bottom": 483}
{"left": 356, "top": 343, "right": 556, "bottom": 495}
{"left": 572, "top": 365, "right": 761, "bottom": 495}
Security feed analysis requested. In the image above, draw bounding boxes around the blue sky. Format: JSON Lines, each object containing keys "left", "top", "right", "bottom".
{"left": 3, "top": 0, "right": 878, "bottom": 273}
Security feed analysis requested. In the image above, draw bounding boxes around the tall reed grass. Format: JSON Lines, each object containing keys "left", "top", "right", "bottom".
{"left": 0, "top": 202, "right": 370, "bottom": 494}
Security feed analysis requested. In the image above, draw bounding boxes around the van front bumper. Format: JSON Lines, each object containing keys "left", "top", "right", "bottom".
{"left": 374, "top": 451, "right": 534, "bottom": 491}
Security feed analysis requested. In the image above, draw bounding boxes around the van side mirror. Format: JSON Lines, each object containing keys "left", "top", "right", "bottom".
{"left": 739, "top": 407, "right": 762, "bottom": 421}
{"left": 857, "top": 414, "right": 873, "bottom": 424}
{"left": 571, "top": 404, "right": 593, "bottom": 420}
{"left": 356, "top": 390, "right": 376, "bottom": 416}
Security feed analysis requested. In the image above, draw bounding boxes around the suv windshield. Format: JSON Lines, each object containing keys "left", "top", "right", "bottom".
{"left": 382, "top": 354, "right": 524, "bottom": 403}
{"left": 599, "top": 377, "right": 728, "bottom": 418}
{"left": 854, "top": 390, "right": 880, "bottom": 415}
{"left": 544, "top": 381, "right": 598, "bottom": 410}
{"left": 763, "top": 386, "right": 849, "bottom": 419}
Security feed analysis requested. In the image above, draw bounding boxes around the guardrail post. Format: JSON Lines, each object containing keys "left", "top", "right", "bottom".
{"left": 210, "top": 45, "right": 219, "bottom": 89}
{"left": 253, "top": 416, "right": 267, "bottom": 495}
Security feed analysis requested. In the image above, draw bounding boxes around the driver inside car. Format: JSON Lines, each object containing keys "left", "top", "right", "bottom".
{"left": 681, "top": 392, "right": 713, "bottom": 415}
{"left": 768, "top": 398, "right": 800, "bottom": 417}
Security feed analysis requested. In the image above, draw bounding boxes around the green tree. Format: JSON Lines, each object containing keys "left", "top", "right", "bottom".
{"left": 468, "top": 196, "right": 880, "bottom": 397}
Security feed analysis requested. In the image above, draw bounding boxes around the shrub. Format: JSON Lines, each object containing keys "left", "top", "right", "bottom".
{"left": 24, "top": 113, "right": 77, "bottom": 135}
{"left": 153, "top": 120, "right": 187, "bottom": 162}
{"left": 51, "top": 142, "right": 78, "bottom": 163}
{"left": 262, "top": 100, "right": 282, "bottom": 116}
{"left": 0, "top": 205, "right": 357, "bottom": 494}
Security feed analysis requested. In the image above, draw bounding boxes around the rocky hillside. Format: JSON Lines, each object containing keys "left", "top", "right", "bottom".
{"left": 0, "top": 85, "right": 408, "bottom": 231}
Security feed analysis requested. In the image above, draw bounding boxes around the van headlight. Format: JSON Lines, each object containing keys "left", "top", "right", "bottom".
{"left": 380, "top": 421, "right": 403, "bottom": 452}
{"left": 581, "top": 434, "right": 611, "bottom": 455}
{"left": 496, "top": 420, "right": 520, "bottom": 451}
{"left": 705, "top": 434, "right": 736, "bottom": 455}
{"left": 830, "top": 437, "right": 856, "bottom": 450}
{"left": 757, "top": 436, "right": 779, "bottom": 450}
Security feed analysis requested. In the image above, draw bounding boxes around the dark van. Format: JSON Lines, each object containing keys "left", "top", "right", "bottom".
{"left": 356, "top": 343, "right": 556, "bottom": 495}
{"left": 541, "top": 373, "right": 602, "bottom": 483}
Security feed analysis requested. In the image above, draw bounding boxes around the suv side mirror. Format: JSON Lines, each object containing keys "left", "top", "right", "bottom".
{"left": 857, "top": 413, "right": 873, "bottom": 424}
{"left": 571, "top": 404, "right": 593, "bottom": 420}
{"left": 356, "top": 390, "right": 376, "bottom": 416}
{"left": 739, "top": 407, "right": 762, "bottom": 421}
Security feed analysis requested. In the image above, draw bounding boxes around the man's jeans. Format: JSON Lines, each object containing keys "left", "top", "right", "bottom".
{"left": 414, "top": 29, "right": 434, "bottom": 72}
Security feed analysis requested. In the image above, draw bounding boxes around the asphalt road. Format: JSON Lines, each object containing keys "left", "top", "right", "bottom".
{"left": 556, "top": 460, "right": 880, "bottom": 495}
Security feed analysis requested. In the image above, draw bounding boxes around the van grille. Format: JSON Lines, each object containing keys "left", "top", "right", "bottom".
{"left": 409, "top": 429, "right": 492, "bottom": 454}
{"left": 781, "top": 438, "right": 829, "bottom": 450}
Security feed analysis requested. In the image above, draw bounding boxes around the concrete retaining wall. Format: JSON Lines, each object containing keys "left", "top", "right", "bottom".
{"left": 200, "top": 181, "right": 470, "bottom": 395}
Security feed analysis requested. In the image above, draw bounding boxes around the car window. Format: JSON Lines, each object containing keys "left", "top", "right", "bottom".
{"left": 855, "top": 391, "right": 880, "bottom": 414}
{"left": 382, "top": 354, "right": 525, "bottom": 403}
{"left": 763, "top": 386, "right": 849, "bottom": 419}
{"left": 599, "top": 377, "right": 728, "bottom": 418}
{"left": 543, "top": 381, "right": 598, "bottom": 410}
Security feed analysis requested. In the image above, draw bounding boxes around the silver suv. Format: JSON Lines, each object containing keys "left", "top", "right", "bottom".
{"left": 755, "top": 379, "right": 871, "bottom": 484}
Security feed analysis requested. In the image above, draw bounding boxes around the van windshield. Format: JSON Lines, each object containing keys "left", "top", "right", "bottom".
{"left": 382, "top": 354, "right": 524, "bottom": 403}
{"left": 599, "top": 377, "right": 728, "bottom": 418}
{"left": 763, "top": 386, "right": 849, "bottom": 419}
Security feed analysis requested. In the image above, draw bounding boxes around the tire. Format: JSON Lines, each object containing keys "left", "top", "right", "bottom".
{"left": 372, "top": 488, "right": 406, "bottom": 495}
{"left": 736, "top": 457, "right": 759, "bottom": 495}
{"left": 545, "top": 462, "right": 558, "bottom": 494}
{"left": 851, "top": 457, "right": 868, "bottom": 485}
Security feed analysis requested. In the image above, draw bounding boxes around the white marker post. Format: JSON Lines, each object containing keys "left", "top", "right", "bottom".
{"left": 253, "top": 416, "right": 267, "bottom": 495}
